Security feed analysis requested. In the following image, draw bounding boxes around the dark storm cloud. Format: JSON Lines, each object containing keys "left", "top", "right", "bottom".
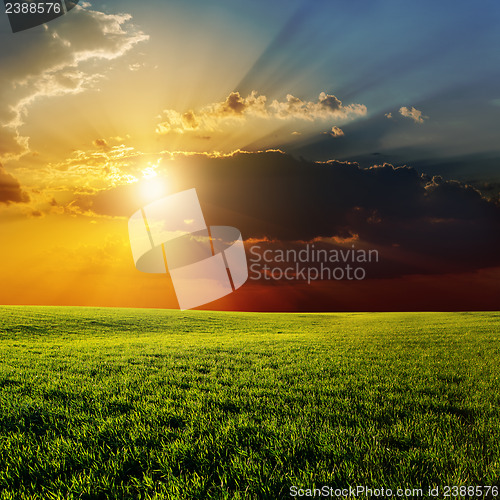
{"left": 75, "top": 151, "right": 500, "bottom": 275}
{"left": 0, "top": 163, "right": 29, "bottom": 204}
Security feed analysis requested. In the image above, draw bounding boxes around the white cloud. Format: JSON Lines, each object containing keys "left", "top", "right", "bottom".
{"left": 271, "top": 92, "right": 366, "bottom": 121}
{"left": 156, "top": 91, "right": 367, "bottom": 135}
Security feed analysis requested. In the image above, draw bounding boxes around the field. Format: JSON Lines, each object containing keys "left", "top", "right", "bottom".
{"left": 0, "top": 307, "right": 499, "bottom": 499}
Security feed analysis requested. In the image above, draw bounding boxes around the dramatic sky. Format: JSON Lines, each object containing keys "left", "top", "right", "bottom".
{"left": 0, "top": 0, "right": 499, "bottom": 310}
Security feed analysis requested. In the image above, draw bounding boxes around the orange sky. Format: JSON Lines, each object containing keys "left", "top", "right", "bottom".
{"left": 1, "top": 2, "right": 499, "bottom": 311}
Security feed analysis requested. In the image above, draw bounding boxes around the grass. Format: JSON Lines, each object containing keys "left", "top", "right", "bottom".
{"left": 0, "top": 306, "right": 499, "bottom": 499}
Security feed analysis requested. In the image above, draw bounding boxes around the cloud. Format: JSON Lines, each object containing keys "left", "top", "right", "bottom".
{"left": 0, "top": 128, "right": 27, "bottom": 158}
{"left": 156, "top": 91, "right": 367, "bottom": 135}
{"left": 399, "top": 106, "right": 427, "bottom": 124}
{"left": 271, "top": 92, "right": 366, "bottom": 121}
{"left": 7, "top": 139, "right": 150, "bottom": 201}
{"left": 94, "top": 139, "right": 110, "bottom": 149}
{"left": 0, "top": 163, "right": 30, "bottom": 204}
{"left": 0, "top": 4, "right": 148, "bottom": 159}
{"left": 128, "top": 63, "right": 144, "bottom": 72}
{"left": 156, "top": 110, "right": 201, "bottom": 135}
{"left": 40, "top": 142, "right": 145, "bottom": 188}
{"left": 156, "top": 91, "right": 268, "bottom": 134}
{"left": 329, "top": 126, "right": 344, "bottom": 137}
{"left": 70, "top": 151, "right": 500, "bottom": 277}
{"left": 216, "top": 91, "right": 268, "bottom": 117}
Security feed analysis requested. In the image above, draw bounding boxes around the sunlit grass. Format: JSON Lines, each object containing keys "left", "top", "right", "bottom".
{"left": 0, "top": 307, "right": 499, "bottom": 499}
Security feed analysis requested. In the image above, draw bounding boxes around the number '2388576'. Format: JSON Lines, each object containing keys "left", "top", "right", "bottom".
{"left": 3, "top": 0, "right": 80, "bottom": 33}
{"left": 5, "top": 2, "right": 62, "bottom": 14}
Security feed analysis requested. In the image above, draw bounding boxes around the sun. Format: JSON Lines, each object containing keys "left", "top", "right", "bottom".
{"left": 138, "top": 165, "right": 168, "bottom": 202}
{"left": 139, "top": 178, "right": 168, "bottom": 202}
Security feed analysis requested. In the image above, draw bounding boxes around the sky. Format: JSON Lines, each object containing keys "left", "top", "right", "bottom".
{"left": 0, "top": 0, "right": 499, "bottom": 311}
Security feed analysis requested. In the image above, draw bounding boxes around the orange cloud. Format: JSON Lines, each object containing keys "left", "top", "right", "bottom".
{"left": 0, "top": 163, "right": 30, "bottom": 204}
{"left": 399, "top": 106, "right": 427, "bottom": 124}
{"left": 329, "top": 126, "right": 345, "bottom": 137}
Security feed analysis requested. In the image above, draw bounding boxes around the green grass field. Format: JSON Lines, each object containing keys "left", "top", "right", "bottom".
{"left": 0, "top": 307, "right": 499, "bottom": 499}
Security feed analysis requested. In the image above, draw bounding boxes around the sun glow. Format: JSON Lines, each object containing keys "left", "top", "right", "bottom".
{"left": 142, "top": 165, "right": 158, "bottom": 180}
{"left": 137, "top": 160, "right": 169, "bottom": 202}
{"left": 139, "top": 178, "right": 167, "bottom": 202}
